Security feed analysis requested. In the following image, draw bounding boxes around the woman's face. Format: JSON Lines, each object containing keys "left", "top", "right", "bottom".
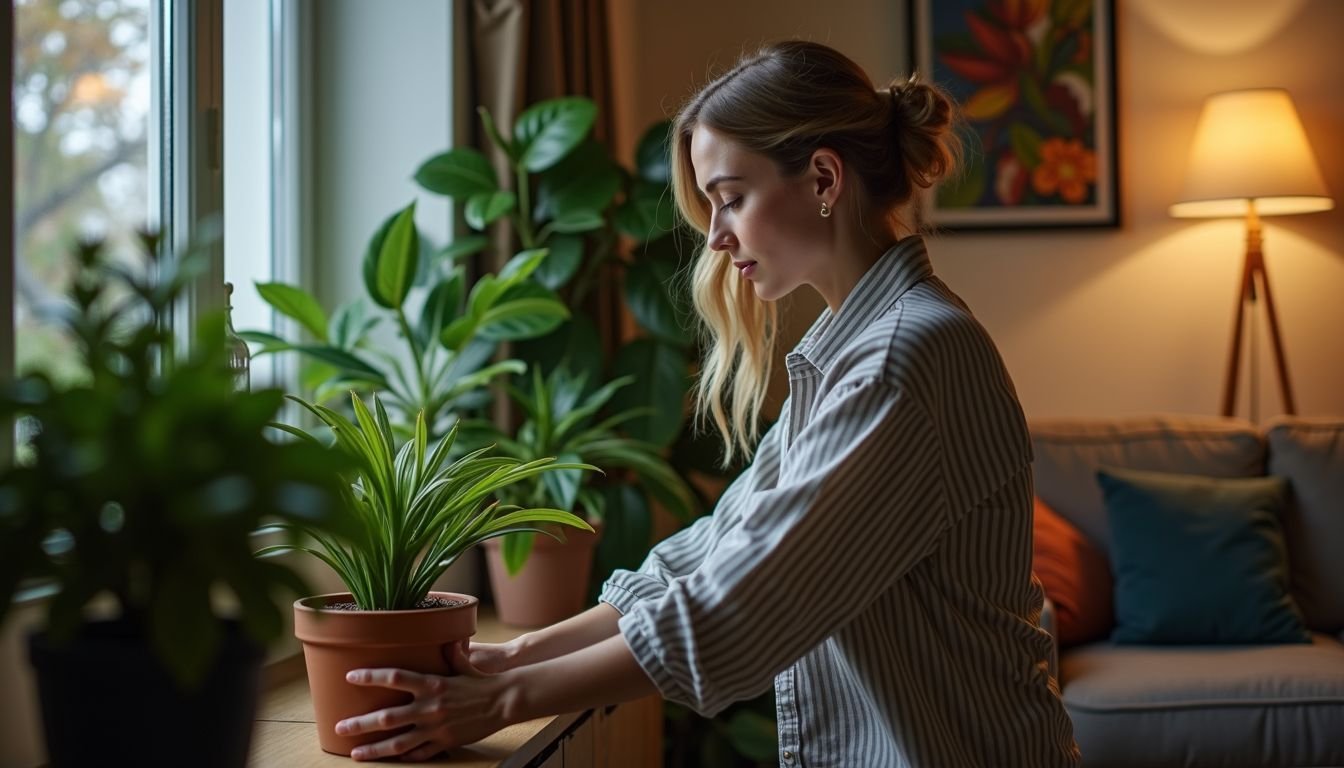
{"left": 690, "top": 126, "right": 831, "bottom": 302}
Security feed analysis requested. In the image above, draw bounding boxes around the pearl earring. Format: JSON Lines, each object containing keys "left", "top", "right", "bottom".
{"left": 820, "top": 201, "right": 831, "bottom": 218}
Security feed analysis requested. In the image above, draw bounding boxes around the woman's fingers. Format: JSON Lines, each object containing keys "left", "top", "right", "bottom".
{"left": 348, "top": 731, "right": 432, "bottom": 762}
{"left": 345, "top": 667, "right": 443, "bottom": 693}
{"left": 335, "top": 699, "right": 419, "bottom": 737}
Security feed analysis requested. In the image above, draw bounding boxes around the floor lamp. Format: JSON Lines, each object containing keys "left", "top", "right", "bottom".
{"left": 1170, "top": 89, "right": 1334, "bottom": 420}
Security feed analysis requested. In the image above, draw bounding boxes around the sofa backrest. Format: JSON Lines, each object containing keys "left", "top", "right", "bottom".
{"left": 1266, "top": 417, "right": 1344, "bottom": 633}
{"left": 1028, "top": 416, "right": 1265, "bottom": 554}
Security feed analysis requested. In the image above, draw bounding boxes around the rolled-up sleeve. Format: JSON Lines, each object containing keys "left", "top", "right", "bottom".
{"left": 617, "top": 378, "right": 949, "bottom": 715}
{"left": 599, "top": 414, "right": 788, "bottom": 615}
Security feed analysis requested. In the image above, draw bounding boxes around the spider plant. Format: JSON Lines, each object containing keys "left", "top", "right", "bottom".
{"left": 258, "top": 391, "right": 597, "bottom": 611}
{"left": 459, "top": 366, "right": 694, "bottom": 576}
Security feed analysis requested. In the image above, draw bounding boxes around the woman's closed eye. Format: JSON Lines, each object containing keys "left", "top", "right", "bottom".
{"left": 718, "top": 197, "right": 742, "bottom": 212}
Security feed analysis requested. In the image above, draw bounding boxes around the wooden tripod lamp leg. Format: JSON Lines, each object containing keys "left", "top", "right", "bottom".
{"left": 1221, "top": 206, "right": 1297, "bottom": 419}
{"left": 1221, "top": 248, "right": 1253, "bottom": 418}
{"left": 1255, "top": 251, "right": 1297, "bottom": 415}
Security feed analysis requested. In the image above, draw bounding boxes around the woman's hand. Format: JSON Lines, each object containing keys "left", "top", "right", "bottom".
{"left": 336, "top": 642, "right": 522, "bottom": 762}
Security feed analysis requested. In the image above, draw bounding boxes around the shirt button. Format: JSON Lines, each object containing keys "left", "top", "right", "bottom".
{"left": 782, "top": 750, "right": 794, "bottom": 763}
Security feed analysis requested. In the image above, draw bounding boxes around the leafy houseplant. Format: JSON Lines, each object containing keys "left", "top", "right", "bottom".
{"left": 413, "top": 98, "right": 706, "bottom": 486}
{"left": 262, "top": 391, "right": 595, "bottom": 756}
{"left": 0, "top": 234, "right": 353, "bottom": 768}
{"left": 244, "top": 203, "right": 570, "bottom": 440}
{"left": 459, "top": 367, "right": 695, "bottom": 626}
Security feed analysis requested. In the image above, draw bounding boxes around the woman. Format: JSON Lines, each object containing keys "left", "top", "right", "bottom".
{"left": 337, "top": 41, "right": 1080, "bottom": 767}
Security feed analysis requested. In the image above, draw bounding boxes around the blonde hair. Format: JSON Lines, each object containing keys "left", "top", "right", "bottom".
{"left": 671, "top": 41, "right": 960, "bottom": 466}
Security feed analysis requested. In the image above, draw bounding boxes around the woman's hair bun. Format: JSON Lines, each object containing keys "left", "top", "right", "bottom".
{"left": 884, "top": 74, "right": 958, "bottom": 191}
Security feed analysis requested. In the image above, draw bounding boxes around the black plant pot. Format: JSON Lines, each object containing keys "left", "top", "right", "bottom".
{"left": 28, "top": 618, "right": 264, "bottom": 768}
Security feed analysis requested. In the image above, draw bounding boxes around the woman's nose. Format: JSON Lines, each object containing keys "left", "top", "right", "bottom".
{"left": 708, "top": 217, "right": 736, "bottom": 253}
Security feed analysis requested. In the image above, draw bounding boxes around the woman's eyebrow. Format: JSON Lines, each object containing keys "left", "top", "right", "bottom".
{"left": 702, "top": 174, "right": 743, "bottom": 196}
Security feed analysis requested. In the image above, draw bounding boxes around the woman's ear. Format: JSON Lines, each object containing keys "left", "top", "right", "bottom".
{"left": 808, "top": 148, "right": 845, "bottom": 206}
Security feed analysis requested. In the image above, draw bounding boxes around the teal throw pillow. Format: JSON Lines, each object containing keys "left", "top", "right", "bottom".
{"left": 1097, "top": 466, "right": 1310, "bottom": 645}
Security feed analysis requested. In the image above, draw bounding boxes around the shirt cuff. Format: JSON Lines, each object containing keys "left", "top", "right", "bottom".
{"left": 617, "top": 604, "right": 694, "bottom": 710}
{"left": 598, "top": 569, "right": 669, "bottom": 615}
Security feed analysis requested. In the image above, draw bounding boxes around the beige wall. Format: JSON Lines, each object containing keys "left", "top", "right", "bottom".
{"left": 608, "top": 0, "right": 1344, "bottom": 422}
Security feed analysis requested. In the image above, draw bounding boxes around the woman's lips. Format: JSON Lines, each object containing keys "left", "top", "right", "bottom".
{"left": 733, "top": 260, "right": 757, "bottom": 278}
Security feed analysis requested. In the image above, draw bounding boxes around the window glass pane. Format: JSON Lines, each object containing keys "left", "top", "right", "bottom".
{"left": 12, "top": 0, "right": 153, "bottom": 384}
{"left": 224, "top": 0, "right": 284, "bottom": 388}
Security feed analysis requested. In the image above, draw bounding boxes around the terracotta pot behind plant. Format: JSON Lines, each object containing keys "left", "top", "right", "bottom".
{"left": 293, "top": 592, "right": 478, "bottom": 756}
{"left": 485, "top": 524, "right": 601, "bottom": 628}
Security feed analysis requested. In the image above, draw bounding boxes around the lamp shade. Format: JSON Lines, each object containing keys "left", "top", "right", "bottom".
{"left": 1170, "top": 88, "right": 1334, "bottom": 218}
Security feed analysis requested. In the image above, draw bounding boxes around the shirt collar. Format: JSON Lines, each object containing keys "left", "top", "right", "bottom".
{"left": 791, "top": 236, "right": 934, "bottom": 374}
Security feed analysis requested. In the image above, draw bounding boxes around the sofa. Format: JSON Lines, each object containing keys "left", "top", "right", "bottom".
{"left": 1028, "top": 415, "right": 1344, "bottom": 768}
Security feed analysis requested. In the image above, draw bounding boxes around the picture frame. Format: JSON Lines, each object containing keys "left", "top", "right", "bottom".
{"left": 908, "top": 0, "right": 1118, "bottom": 230}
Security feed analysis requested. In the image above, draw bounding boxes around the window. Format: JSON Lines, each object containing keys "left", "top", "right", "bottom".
{"left": 12, "top": 0, "right": 155, "bottom": 384}
{"left": 223, "top": 0, "right": 307, "bottom": 390}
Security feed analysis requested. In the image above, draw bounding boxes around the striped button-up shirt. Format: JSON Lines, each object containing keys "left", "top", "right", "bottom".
{"left": 600, "top": 237, "right": 1080, "bottom": 767}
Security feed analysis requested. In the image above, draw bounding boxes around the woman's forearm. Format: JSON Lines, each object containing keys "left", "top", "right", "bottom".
{"left": 508, "top": 602, "right": 623, "bottom": 667}
{"left": 503, "top": 633, "right": 658, "bottom": 723}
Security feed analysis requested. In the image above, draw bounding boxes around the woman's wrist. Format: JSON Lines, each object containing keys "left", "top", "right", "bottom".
{"left": 506, "top": 632, "right": 534, "bottom": 668}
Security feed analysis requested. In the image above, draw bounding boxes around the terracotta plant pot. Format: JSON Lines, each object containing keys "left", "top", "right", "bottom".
{"left": 293, "top": 591, "right": 478, "bottom": 756}
{"left": 484, "top": 523, "right": 601, "bottom": 628}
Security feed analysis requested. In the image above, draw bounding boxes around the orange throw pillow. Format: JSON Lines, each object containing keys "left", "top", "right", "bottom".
{"left": 1032, "top": 497, "right": 1114, "bottom": 646}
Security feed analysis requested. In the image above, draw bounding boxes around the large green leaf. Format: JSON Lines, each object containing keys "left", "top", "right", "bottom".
{"left": 624, "top": 257, "right": 691, "bottom": 346}
{"left": 375, "top": 203, "right": 419, "bottom": 310}
{"left": 255, "top": 283, "right": 328, "bottom": 341}
{"left": 362, "top": 209, "right": 399, "bottom": 309}
{"left": 290, "top": 345, "right": 388, "bottom": 384}
{"left": 533, "top": 234, "right": 584, "bottom": 290}
{"left": 634, "top": 120, "right": 673, "bottom": 184}
{"left": 416, "top": 270, "right": 465, "bottom": 351}
{"left": 549, "top": 210, "right": 605, "bottom": 234}
{"left": 535, "top": 139, "right": 622, "bottom": 220}
{"left": 464, "top": 190, "right": 517, "bottom": 231}
{"left": 514, "top": 97, "right": 598, "bottom": 173}
{"left": 414, "top": 147, "right": 499, "bottom": 198}
{"left": 477, "top": 282, "right": 569, "bottom": 342}
{"left": 609, "top": 337, "right": 689, "bottom": 447}
{"left": 615, "top": 179, "right": 677, "bottom": 241}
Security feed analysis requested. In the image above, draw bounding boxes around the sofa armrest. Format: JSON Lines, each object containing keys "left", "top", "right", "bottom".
{"left": 1040, "top": 595, "right": 1060, "bottom": 684}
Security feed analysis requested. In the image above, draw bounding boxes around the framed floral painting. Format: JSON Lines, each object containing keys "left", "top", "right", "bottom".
{"left": 909, "top": 0, "right": 1118, "bottom": 229}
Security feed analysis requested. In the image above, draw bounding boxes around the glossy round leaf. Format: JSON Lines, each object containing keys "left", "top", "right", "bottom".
{"left": 634, "top": 120, "right": 673, "bottom": 184}
{"left": 615, "top": 180, "right": 677, "bottom": 241}
{"left": 535, "top": 140, "right": 622, "bottom": 220}
{"left": 255, "top": 282, "right": 327, "bottom": 341}
{"left": 514, "top": 97, "right": 598, "bottom": 173}
{"left": 549, "top": 209, "right": 605, "bottom": 234}
{"left": 414, "top": 147, "right": 499, "bottom": 198}
{"left": 464, "top": 190, "right": 517, "bottom": 231}
{"left": 375, "top": 203, "right": 419, "bottom": 310}
{"left": 533, "top": 234, "right": 584, "bottom": 290}
{"left": 477, "top": 282, "right": 569, "bottom": 342}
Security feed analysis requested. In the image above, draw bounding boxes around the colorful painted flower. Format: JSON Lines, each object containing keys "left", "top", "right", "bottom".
{"left": 1031, "top": 138, "right": 1096, "bottom": 204}
{"left": 940, "top": 11, "right": 1033, "bottom": 121}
